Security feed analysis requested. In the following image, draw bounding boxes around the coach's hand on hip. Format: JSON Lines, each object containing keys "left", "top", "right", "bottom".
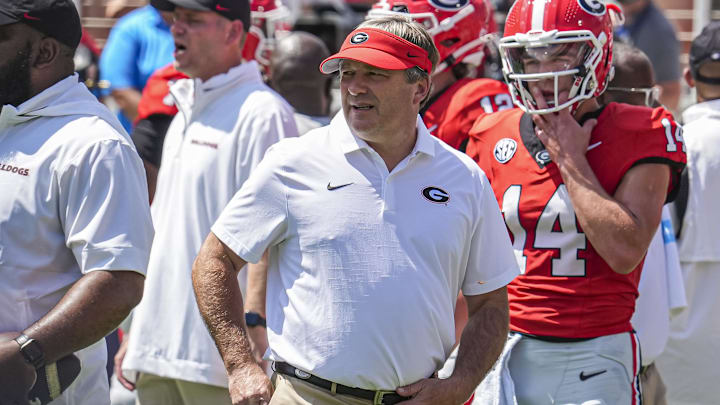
{"left": 228, "top": 362, "right": 273, "bottom": 405}
{"left": 396, "top": 376, "right": 468, "bottom": 405}
{"left": 0, "top": 333, "right": 37, "bottom": 405}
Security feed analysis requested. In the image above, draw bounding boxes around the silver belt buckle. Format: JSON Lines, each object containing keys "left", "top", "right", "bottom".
{"left": 294, "top": 368, "right": 311, "bottom": 379}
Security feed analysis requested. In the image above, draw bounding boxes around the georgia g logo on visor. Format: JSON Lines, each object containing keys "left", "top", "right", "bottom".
{"left": 577, "top": 0, "right": 606, "bottom": 16}
{"left": 422, "top": 186, "right": 450, "bottom": 204}
{"left": 350, "top": 32, "right": 369, "bottom": 44}
{"left": 428, "top": 0, "right": 470, "bottom": 10}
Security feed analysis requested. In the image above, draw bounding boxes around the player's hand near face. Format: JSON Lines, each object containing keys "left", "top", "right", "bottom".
{"left": 530, "top": 88, "right": 598, "bottom": 168}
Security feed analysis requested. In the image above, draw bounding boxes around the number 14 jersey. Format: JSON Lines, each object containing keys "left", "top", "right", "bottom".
{"left": 466, "top": 103, "right": 686, "bottom": 338}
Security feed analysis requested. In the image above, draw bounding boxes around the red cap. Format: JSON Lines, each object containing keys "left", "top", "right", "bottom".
{"left": 319, "top": 28, "right": 432, "bottom": 74}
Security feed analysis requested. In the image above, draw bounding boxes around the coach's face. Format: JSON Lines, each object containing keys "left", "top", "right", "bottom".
{"left": 340, "top": 60, "right": 427, "bottom": 143}
{"left": 170, "top": 8, "right": 235, "bottom": 81}
{"left": 0, "top": 23, "right": 33, "bottom": 108}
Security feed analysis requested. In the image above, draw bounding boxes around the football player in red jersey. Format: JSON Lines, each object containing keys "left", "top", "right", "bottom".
{"left": 241, "top": 0, "right": 291, "bottom": 78}
{"left": 367, "top": 0, "right": 512, "bottom": 151}
{"left": 464, "top": 0, "right": 686, "bottom": 403}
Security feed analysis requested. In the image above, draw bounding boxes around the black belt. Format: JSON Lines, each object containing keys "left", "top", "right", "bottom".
{"left": 273, "top": 362, "right": 410, "bottom": 405}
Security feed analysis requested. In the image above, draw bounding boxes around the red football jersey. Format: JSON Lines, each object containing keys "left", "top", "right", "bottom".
{"left": 136, "top": 64, "right": 188, "bottom": 124}
{"left": 422, "top": 78, "right": 512, "bottom": 150}
{"left": 466, "top": 103, "right": 687, "bottom": 338}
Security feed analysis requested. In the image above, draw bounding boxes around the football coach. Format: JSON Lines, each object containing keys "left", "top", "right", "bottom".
{"left": 0, "top": 0, "right": 153, "bottom": 404}
{"left": 192, "top": 15, "right": 519, "bottom": 405}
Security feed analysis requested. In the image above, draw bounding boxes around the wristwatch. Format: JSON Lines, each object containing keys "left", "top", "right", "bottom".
{"left": 14, "top": 334, "right": 45, "bottom": 369}
{"left": 245, "top": 311, "right": 267, "bottom": 328}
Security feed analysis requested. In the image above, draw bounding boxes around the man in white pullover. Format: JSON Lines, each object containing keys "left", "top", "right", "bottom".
{"left": 0, "top": 1, "right": 154, "bottom": 404}
{"left": 117, "top": 0, "right": 298, "bottom": 403}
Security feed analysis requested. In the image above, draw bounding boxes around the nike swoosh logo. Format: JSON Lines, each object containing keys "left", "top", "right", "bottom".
{"left": 407, "top": 52, "right": 418, "bottom": 58}
{"left": 579, "top": 370, "right": 607, "bottom": 381}
{"left": 23, "top": 13, "right": 41, "bottom": 21}
{"left": 216, "top": 4, "right": 230, "bottom": 11}
{"left": 427, "top": 124, "right": 438, "bottom": 134}
{"left": 327, "top": 182, "right": 353, "bottom": 191}
{"left": 587, "top": 141, "right": 603, "bottom": 151}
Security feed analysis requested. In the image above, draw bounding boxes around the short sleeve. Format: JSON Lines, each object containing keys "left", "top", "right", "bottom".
{"left": 58, "top": 140, "right": 154, "bottom": 275}
{"left": 212, "top": 143, "right": 291, "bottom": 264}
{"left": 462, "top": 173, "right": 520, "bottom": 296}
{"left": 626, "top": 108, "right": 687, "bottom": 201}
{"left": 99, "top": 22, "right": 140, "bottom": 94}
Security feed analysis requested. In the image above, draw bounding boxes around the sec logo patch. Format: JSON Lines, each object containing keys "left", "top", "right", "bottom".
{"left": 494, "top": 138, "right": 517, "bottom": 164}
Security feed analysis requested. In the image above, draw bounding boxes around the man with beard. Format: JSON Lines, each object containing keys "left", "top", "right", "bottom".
{"left": 0, "top": 1, "right": 154, "bottom": 404}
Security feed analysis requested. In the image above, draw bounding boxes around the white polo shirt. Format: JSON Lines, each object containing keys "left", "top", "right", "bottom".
{"left": 123, "top": 61, "right": 298, "bottom": 387}
{"left": 0, "top": 74, "right": 154, "bottom": 405}
{"left": 212, "top": 111, "right": 519, "bottom": 390}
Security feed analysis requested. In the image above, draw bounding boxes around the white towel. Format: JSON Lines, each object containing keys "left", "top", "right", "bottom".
{"left": 471, "top": 333, "right": 521, "bottom": 405}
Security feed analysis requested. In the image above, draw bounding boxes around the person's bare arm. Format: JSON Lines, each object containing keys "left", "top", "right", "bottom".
{"left": 396, "top": 287, "right": 509, "bottom": 405}
{"left": 532, "top": 90, "right": 669, "bottom": 274}
{"left": 143, "top": 160, "right": 158, "bottom": 204}
{"left": 0, "top": 270, "right": 144, "bottom": 402}
{"left": 192, "top": 232, "right": 272, "bottom": 405}
{"left": 24, "top": 270, "right": 143, "bottom": 362}
{"left": 453, "top": 293, "right": 469, "bottom": 348}
{"left": 245, "top": 250, "right": 270, "bottom": 372}
{"left": 111, "top": 88, "right": 142, "bottom": 123}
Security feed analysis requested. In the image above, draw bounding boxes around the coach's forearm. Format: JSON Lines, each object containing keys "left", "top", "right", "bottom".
{"left": 450, "top": 287, "right": 509, "bottom": 397}
{"left": 24, "top": 270, "right": 144, "bottom": 364}
{"left": 192, "top": 233, "right": 254, "bottom": 373}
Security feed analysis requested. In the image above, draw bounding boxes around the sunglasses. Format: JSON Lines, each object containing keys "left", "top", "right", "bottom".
{"left": 606, "top": 86, "right": 660, "bottom": 107}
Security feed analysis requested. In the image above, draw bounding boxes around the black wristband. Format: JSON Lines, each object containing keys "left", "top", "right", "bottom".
{"left": 14, "top": 334, "right": 45, "bottom": 369}
{"left": 245, "top": 312, "right": 267, "bottom": 328}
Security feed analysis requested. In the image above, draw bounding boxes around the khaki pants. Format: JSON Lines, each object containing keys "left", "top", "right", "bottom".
{"left": 640, "top": 363, "right": 667, "bottom": 405}
{"left": 135, "top": 372, "right": 232, "bottom": 405}
{"left": 270, "top": 373, "right": 380, "bottom": 405}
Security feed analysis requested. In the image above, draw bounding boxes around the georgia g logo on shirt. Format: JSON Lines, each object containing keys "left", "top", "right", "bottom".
{"left": 422, "top": 186, "right": 450, "bottom": 204}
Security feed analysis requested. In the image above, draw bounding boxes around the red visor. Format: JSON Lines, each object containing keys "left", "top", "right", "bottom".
{"left": 319, "top": 28, "right": 432, "bottom": 74}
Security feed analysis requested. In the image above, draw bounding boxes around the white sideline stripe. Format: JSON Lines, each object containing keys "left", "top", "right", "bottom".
{"left": 532, "top": 0, "right": 547, "bottom": 31}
